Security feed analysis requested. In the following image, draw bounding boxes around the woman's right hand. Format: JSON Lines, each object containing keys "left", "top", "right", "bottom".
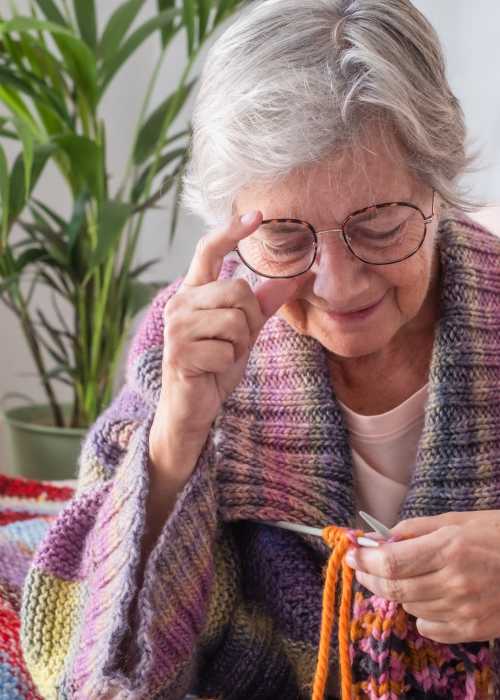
{"left": 149, "top": 210, "right": 301, "bottom": 481}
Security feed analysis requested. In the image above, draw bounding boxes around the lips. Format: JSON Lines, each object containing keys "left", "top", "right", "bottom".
{"left": 326, "top": 292, "right": 386, "bottom": 320}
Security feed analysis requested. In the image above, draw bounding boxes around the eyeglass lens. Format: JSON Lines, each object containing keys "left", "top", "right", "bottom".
{"left": 237, "top": 205, "right": 425, "bottom": 277}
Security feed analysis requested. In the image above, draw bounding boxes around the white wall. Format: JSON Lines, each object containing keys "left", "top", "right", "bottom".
{"left": 1, "top": 1, "right": 499, "bottom": 473}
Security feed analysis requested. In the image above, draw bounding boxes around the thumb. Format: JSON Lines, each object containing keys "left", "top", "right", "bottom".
{"left": 254, "top": 276, "right": 303, "bottom": 319}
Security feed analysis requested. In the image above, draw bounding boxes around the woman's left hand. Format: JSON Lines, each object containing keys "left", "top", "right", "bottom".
{"left": 346, "top": 510, "right": 500, "bottom": 643}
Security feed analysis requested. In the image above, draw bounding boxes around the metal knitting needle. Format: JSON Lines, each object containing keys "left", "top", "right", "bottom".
{"left": 260, "top": 520, "right": 381, "bottom": 547}
{"left": 358, "top": 511, "right": 392, "bottom": 539}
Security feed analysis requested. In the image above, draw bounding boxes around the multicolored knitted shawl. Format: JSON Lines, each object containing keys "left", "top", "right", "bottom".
{"left": 20, "top": 214, "right": 500, "bottom": 699}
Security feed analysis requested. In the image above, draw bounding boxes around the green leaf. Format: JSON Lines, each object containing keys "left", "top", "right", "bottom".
{"left": 65, "top": 190, "right": 89, "bottom": 249}
{"left": 52, "top": 135, "right": 102, "bottom": 200}
{"left": 98, "top": 7, "right": 180, "bottom": 96}
{"left": 214, "top": 0, "right": 240, "bottom": 25}
{"left": 133, "top": 80, "right": 195, "bottom": 164}
{"left": 99, "top": 0, "right": 146, "bottom": 62}
{"left": 197, "top": 0, "right": 212, "bottom": 42}
{"left": 16, "top": 247, "right": 47, "bottom": 271}
{"left": 73, "top": 0, "right": 97, "bottom": 49}
{"left": 156, "top": 0, "right": 176, "bottom": 48}
{"left": 0, "top": 143, "right": 10, "bottom": 245}
{"left": 31, "top": 199, "right": 65, "bottom": 228}
{"left": 0, "top": 85, "right": 41, "bottom": 137}
{"left": 52, "top": 34, "right": 98, "bottom": 109}
{"left": 89, "top": 200, "right": 132, "bottom": 270}
{"left": 129, "top": 257, "right": 161, "bottom": 278}
{"left": 132, "top": 146, "right": 186, "bottom": 202}
{"left": 182, "top": 0, "right": 196, "bottom": 56}
{"left": 0, "top": 17, "right": 73, "bottom": 38}
{"left": 0, "top": 18, "right": 98, "bottom": 110}
{"left": 8, "top": 142, "right": 56, "bottom": 226}
{"left": 32, "top": 0, "right": 68, "bottom": 26}
{"left": 126, "top": 280, "right": 162, "bottom": 318}
{"left": 0, "top": 117, "right": 17, "bottom": 140}
{"left": 13, "top": 117, "right": 35, "bottom": 197}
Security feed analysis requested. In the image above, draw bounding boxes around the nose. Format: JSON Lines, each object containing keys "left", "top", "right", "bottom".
{"left": 311, "top": 231, "right": 370, "bottom": 303}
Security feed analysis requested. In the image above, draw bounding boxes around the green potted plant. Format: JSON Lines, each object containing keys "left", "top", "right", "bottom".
{"left": 0, "top": 0, "right": 243, "bottom": 480}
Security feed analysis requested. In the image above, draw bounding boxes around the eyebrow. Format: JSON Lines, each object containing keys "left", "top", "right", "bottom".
{"left": 269, "top": 188, "right": 416, "bottom": 222}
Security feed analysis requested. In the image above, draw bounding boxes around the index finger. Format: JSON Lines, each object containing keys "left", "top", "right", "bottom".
{"left": 350, "top": 527, "right": 451, "bottom": 579}
{"left": 182, "top": 210, "right": 262, "bottom": 287}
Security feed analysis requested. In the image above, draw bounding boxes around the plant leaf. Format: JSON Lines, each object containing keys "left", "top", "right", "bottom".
{"left": 65, "top": 190, "right": 88, "bottom": 249}
{"left": 126, "top": 279, "right": 163, "bottom": 318}
{"left": 0, "top": 18, "right": 98, "bottom": 110}
{"left": 197, "top": 0, "right": 212, "bottom": 42}
{"left": 129, "top": 257, "right": 161, "bottom": 278}
{"left": 98, "top": 7, "right": 180, "bottom": 96}
{"left": 13, "top": 116, "right": 35, "bottom": 197}
{"left": 0, "top": 144, "right": 10, "bottom": 246}
{"left": 89, "top": 200, "right": 132, "bottom": 270}
{"left": 214, "top": 0, "right": 240, "bottom": 25}
{"left": 52, "top": 134, "right": 102, "bottom": 200}
{"left": 32, "top": 0, "right": 68, "bottom": 26}
{"left": 156, "top": 0, "right": 176, "bottom": 48}
{"left": 15, "top": 247, "right": 47, "bottom": 271}
{"left": 98, "top": 0, "right": 146, "bottom": 62}
{"left": 132, "top": 146, "right": 186, "bottom": 202}
{"left": 182, "top": 0, "right": 196, "bottom": 56}
{"left": 0, "top": 85, "right": 40, "bottom": 137}
{"left": 31, "top": 199, "right": 65, "bottom": 228}
{"left": 133, "top": 80, "right": 195, "bottom": 164}
{"left": 73, "top": 0, "right": 97, "bottom": 49}
{"left": 8, "top": 142, "right": 56, "bottom": 226}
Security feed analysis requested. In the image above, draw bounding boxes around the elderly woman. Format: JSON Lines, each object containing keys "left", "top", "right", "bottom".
{"left": 21, "top": 0, "right": 500, "bottom": 698}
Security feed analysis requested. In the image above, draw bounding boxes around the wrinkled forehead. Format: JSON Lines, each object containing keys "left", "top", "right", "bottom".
{"left": 236, "top": 126, "right": 421, "bottom": 224}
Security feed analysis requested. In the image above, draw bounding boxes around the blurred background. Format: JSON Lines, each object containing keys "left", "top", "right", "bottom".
{"left": 1, "top": 0, "right": 499, "bottom": 473}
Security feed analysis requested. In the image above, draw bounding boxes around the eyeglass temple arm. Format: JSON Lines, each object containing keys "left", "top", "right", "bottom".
{"left": 423, "top": 189, "right": 436, "bottom": 224}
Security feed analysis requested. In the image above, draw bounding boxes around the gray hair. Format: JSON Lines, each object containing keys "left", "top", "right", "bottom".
{"left": 181, "top": 0, "right": 485, "bottom": 229}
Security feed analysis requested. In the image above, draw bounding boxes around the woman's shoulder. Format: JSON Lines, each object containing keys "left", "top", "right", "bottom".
{"left": 439, "top": 209, "right": 500, "bottom": 269}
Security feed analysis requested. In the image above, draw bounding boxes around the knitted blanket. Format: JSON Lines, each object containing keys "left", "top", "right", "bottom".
{"left": 0, "top": 475, "right": 74, "bottom": 700}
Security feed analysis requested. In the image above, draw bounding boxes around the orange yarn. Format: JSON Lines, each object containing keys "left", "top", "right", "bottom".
{"left": 311, "top": 525, "right": 364, "bottom": 700}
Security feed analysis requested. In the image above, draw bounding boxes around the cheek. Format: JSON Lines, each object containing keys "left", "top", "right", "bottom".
{"left": 391, "top": 243, "right": 437, "bottom": 316}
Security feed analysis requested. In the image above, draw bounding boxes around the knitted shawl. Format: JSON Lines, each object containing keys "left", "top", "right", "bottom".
{"left": 20, "top": 214, "right": 500, "bottom": 699}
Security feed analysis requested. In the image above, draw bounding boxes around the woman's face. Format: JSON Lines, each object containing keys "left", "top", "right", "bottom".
{"left": 235, "top": 130, "right": 442, "bottom": 360}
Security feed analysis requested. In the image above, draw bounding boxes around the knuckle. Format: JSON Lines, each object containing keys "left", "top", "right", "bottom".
{"left": 232, "top": 277, "right": 252, "bottom": 297}
{"left": 220, "top": 342, "right": 235, "bottom": 366}
{"left": 380, "top": 550, "right": 400, "bottom": 580}
{"left": 385, "top": 578, "right": 404, "bottom": 601}
{"left": 453, "top": 571, "right": 471, "bottom": 596}
{"left": 459, "top": 600, "right": 477, "bottom": 621}
{"left": 443, "top": 527, "right": 464, "bottom": 559}
{"left": 195, "top": 234, "right": 211, "bottom": 257}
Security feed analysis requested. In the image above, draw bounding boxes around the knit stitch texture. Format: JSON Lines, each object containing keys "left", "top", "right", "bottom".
{"left": 20, "top": 214, "right": 500, "bottom": 699}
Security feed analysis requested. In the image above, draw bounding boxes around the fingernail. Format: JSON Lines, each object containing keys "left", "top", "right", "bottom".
{"left": 240, "top": 210, "right": 257, "bottom": 225}
{"left": 345, "top": 550, "right": 357, "bottom": 568}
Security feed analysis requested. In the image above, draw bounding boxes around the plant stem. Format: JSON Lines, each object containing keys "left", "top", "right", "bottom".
{"left": 10, "top": 284, "right": 64, "bottom": 426}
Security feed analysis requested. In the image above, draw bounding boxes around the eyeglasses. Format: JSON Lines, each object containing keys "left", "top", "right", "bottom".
{"left": 235, "top": 189, "right": 437, "bottom": 279}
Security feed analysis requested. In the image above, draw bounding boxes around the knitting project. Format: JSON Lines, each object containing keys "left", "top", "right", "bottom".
{"left": 20, "top": 214, "right": 500, "bottom": 699}
{"left": 0, "top": 474, "right": 73, "bottom": 700}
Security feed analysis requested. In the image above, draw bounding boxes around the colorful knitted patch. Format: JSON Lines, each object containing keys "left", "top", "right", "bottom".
{"left": 0, "top": 474, "right": 73, "bottom": 700}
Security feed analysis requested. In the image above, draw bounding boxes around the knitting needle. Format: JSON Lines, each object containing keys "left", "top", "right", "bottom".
{"left": 358, "top": 511, "right": 392, "bottom": 539}
{"left": 260, "top": 520, "right": 381, "bottom": 547}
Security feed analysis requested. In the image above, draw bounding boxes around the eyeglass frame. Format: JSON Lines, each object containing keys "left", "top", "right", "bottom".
{"left": 235, "top": 189, "right": 437, "bottom": 279}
